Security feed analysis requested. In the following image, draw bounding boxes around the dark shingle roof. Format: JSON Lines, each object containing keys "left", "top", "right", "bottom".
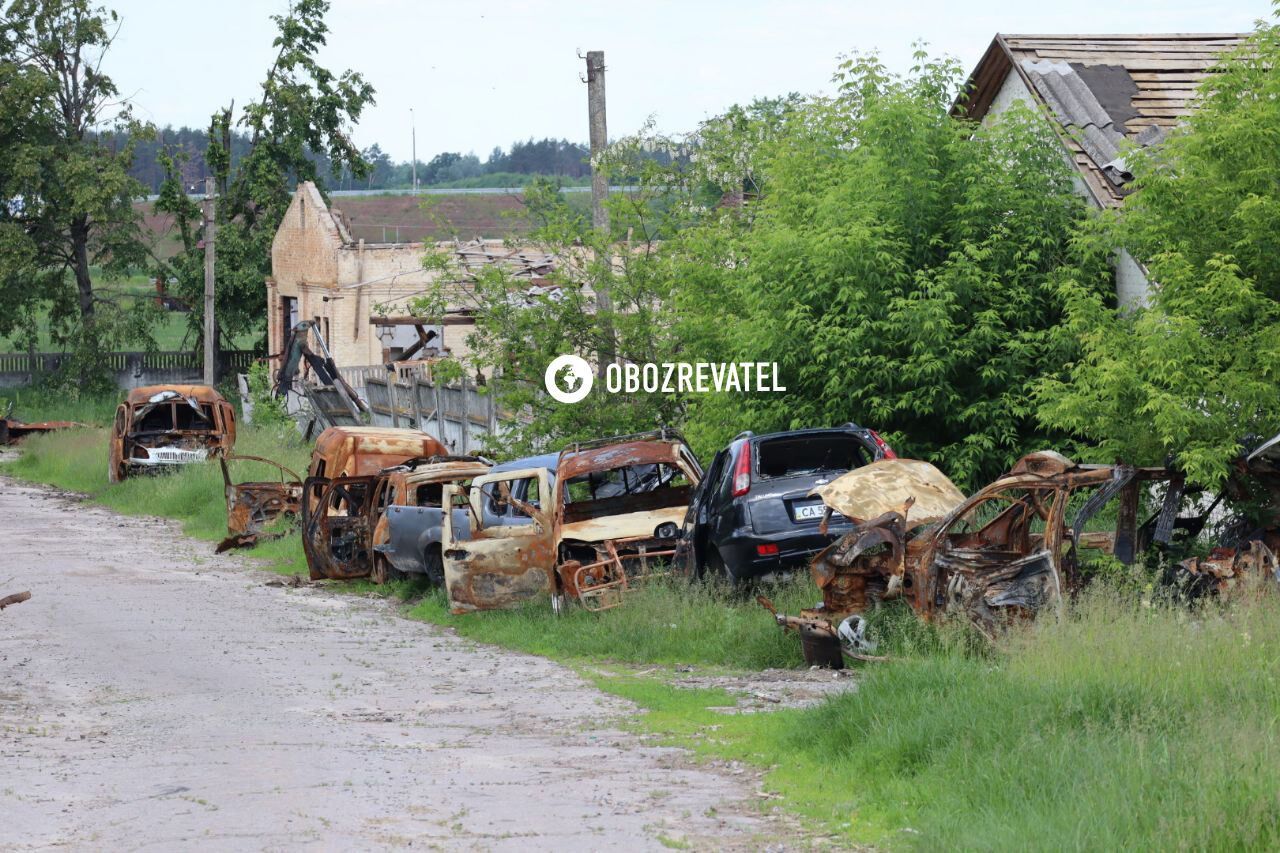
{"left": 955, "top": 34, "right": 1249, "bottom": 206}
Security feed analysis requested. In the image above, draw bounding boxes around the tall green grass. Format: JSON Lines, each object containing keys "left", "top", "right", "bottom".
{"left": 602, "top": 588, "right": 1280, "bottom": 850}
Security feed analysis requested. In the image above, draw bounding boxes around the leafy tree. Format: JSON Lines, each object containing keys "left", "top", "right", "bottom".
{"left": 1036, "top": 13, "right": 1280, "bottom": 488}
{"left": 0, "top": 0, "right": 155, "bottom": 387}
{"left": 156, "top": 0, "right": 374, "bottom": 352}
{"left": 410, "top": 53, "right": 1098, "bottom": 484}
{"left": 667, "top": 54, "right": 1099, "bottom": 486}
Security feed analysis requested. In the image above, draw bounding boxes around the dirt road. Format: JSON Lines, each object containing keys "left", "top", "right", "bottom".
{"left": 0, "top": 477, "right": 784, "bottom": 851}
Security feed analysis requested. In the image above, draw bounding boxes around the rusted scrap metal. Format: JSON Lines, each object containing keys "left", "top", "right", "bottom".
{"left": 216, "top": 455, "right": 303, "bottom": 553}
{"left": 438, "top": 429, "right": 703, "bottom": 614}
{"left": 301, "top": 439, "right": 487, "bottom": 582}
{"left": 0, "top": 403, "right": 83, "bottom": 445}
{"left": 772, "top": 453, "right": 1204, "bottom": 666}
{"left": 1176, "top": 541, "right": 1279, "bottom": 598}
{"left": 441, "top": 467, "right": 558, "bottom": 614}
{"left": 0, "top": 591, "right": 31, "bottom": 610}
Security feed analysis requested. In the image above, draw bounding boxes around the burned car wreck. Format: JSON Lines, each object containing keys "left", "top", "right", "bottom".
{"left": 439, "top": 429, "right": 703, "bottom": 614}
{"left": 217, "top": 455, "right": 304, "bottom": 553}
{"left": 0, "top": 402, "right": 84, "bottom": 445}
{"left": 108, "top": 385, "right": 236, "bottom": 482}
{"left": 767, "top": 451, "right": 1275, "bottom": 666}
{"left": 302, "top": 452, "right": 490, "bottom": 583}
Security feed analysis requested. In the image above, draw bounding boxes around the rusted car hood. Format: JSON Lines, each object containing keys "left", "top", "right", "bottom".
{"left": 810, "top": 458, "right": 965, "bottom": 527}
{"left": 559, "top": 506, "right": 687, "bottom": 543}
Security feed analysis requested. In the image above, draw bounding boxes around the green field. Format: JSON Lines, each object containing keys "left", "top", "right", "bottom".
{"left": 4, "top": 399, "right": 1279, "bottom": 850}
{"left": 0, "top": 271, "right": 261, "bottom": 354}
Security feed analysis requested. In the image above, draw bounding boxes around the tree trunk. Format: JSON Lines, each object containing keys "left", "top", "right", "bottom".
{"left": 71, "top": 215, "right": 94, "bottom": 322}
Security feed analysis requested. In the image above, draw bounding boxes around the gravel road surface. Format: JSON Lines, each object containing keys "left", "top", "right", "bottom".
{"left": 0, "top": 477, "right": 787, "bottom": 851}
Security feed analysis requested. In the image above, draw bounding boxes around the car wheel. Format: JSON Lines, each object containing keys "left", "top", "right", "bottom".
{"left": 707, "top": 548, "right": 735, "bottom": 583}
{"left": 371, "top": 555, "right": 406, "bottom": 585}
{"left": 422, "top": 546, "right": 445, "bottom": 587}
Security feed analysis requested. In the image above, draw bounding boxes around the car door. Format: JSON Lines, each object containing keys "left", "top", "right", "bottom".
{"left": 678, "top": 448, "right": 725, "bottom": 573}
{"left": 108, "top": 404, "right": 128, "bottom": 482}
{"left": 441, "top": 468, "right": 555, "bottom": 613}
{"left": 301, "top": 475, "right": 378, "bottom": 580}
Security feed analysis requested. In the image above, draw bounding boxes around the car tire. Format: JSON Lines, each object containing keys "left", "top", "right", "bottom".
{"left": 707, "top": 547, "right": 735, "bottom": 583}
{"left": 422, "top": 546, "right": 445, "bottom": 587}
{"left": 371, "top": 555, "right": 406, "bottom": 585}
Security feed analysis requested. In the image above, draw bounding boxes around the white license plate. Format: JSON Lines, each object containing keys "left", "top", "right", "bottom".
{"left": 793, "top": 502, "right": 826, "bottom": 521}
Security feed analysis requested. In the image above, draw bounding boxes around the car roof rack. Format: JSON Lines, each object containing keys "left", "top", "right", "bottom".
{"left": 562, "top": 426, "right": 687, "bottom": 455}
{"left": 732, "top": 430, "right": 755, "bottom": 441}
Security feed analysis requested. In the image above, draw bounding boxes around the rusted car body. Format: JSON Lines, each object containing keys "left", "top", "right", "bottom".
{"left": 1172, "top": 431, "right": 1280, "bottom": 596}
{"left": 372, "top": 456, "right": 492, "bottom": 582}
{"left": 216, "top": 455, "right": 304, "bottom": 553}
{"left": 302, "top": 427, "right": 449, "bottom": 580}
{"left": 108, "top": 385, "right": 236, "bottom": 482}
{"left": 0, "top": 403, "right": 84, "bottom": 445}
{"left": 439, "top": 430, "right": 703, "bottom": 614}
{"left": 553, "top": 432, "right": 703, "bottom": 610}
{"left": 771, "top": 452, "right": 1206, "bottom": 664}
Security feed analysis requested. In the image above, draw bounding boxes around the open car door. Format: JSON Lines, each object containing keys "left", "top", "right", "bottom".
{"left": 302, "top": 475, "right": 378, "bottom": 580}
{"left": 441, "top": 467, "right": 555, "bottom": 613}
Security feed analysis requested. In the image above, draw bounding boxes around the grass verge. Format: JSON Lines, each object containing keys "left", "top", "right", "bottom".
{"left": 5, "top": 422, "right": 1280, "bottom": 849}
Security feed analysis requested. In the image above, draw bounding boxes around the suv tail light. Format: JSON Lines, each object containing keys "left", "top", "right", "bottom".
{"left": 731, "top": 442, "right": 752, "bottom": 497}
{"left": 868, "top": 430, "right": 897, "bottom": 459}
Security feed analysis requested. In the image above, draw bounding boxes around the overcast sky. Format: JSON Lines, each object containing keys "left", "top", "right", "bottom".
{"left": 104, "top": 0, "right": 1269, "bottom": 162}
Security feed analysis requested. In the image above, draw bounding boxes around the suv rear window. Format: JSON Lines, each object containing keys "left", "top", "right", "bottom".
{"left": 755, "top": 434, "right": 866, "bottom": 479}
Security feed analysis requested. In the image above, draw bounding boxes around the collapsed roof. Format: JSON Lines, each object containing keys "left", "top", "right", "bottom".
{"left": 954, "top": 34, "right": 1248, "bottom": 207}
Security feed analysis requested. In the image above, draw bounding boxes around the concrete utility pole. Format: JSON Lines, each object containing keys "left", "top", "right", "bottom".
{"left": 585, "top": 50, "right": 614, "bottom": 376}
{"left": 411, "top": 108, "right": 418, "bottom": 192}
{"left": 202, "top": 178, "right": 217, "bottom": 386}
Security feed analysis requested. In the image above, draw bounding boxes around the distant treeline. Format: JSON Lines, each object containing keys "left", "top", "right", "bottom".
{"left": 111, "top": 126, "right": 594, "bottom": 194}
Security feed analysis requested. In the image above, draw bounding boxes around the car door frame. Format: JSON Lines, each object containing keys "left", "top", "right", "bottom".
{"left": 301, "top": 475, "right": 379, "bottom": 580}
{"left": 440, "top": 467, "right": 555, "bottom": 613}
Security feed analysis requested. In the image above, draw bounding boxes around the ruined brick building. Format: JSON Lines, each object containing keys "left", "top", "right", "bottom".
{"left": 267, "top": 182, "right": 555, "bottom": 372}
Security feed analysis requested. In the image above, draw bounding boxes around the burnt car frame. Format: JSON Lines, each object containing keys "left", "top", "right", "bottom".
{"left": 302, "top": 453, "right": 490, "bottom": 583}
{"left": 439, "top": 430, "right": 703, "bottom": 614}
{"left": 108, "top": 385, "right": 236, "bottom": 482}
{"left": 217, "top": 455, "right": 304, "bottom": 553}
{"left": 773, "top": 452, "right": 1210, "bottom": 664}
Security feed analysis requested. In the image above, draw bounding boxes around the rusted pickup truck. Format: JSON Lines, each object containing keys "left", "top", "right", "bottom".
{"left": 301, "top": 426, "right": 489, "bottom": 582}
{"left": 108, "top": 385, "right": 236, "bottom": 482}
{"left": 439, "top": 429, "right": 703, "bottom": 613}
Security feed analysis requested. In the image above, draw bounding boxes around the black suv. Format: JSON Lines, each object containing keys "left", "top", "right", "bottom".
{"left": 679, "top": 424, "right": 895, "bottom": 581}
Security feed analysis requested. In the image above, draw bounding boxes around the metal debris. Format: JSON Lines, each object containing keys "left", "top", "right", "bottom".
{"left": 0, "top": 402, "right": 83, "bottom": 445}
{"left": 772, "top": 453, "right": 1208, "bottom": 666}
{"left": 217, "top": 455, "right": 304, "bottom": 553}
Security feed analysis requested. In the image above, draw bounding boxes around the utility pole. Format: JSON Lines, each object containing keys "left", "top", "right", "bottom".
{"left": 585, "top": 50, "right": 614, "bottom": 376}
{"left": 203, "top": 178, "right": 217, "bottom": 386}
{"left": 410, "top": 107, "right": 418, "bottom": 192}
